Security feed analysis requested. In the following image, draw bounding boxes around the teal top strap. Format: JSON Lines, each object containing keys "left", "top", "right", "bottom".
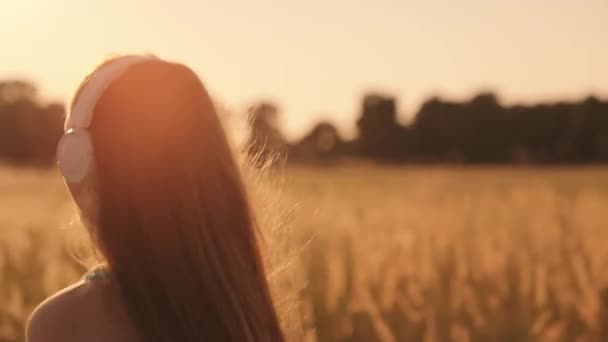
{"left": 83, "top": 265, "right": 110, "bottom": 282}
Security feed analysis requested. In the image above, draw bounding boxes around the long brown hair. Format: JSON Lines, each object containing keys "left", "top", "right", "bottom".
{"left": 73, "top": 56, "right": 285, "bottom": 341}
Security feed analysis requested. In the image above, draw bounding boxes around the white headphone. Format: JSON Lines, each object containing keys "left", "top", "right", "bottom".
{"left": 57, "top": 55, "right": 157, "bottom": 184}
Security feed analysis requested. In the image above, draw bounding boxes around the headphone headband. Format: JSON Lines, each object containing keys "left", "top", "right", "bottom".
{"left": 58, "top": 54, "right": 158, "bottom": 184}
{"left": 66, "top": 55, "right": 158, "bottom": 130}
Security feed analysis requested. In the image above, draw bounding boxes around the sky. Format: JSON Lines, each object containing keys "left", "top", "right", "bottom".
{"left": 1, "top": 0, "right": 607, "bottom": 139}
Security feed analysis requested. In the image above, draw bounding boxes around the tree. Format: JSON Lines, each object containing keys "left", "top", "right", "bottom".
{"left": 289, "top": 121, "right": 343, "bottom": 163}
{"left": 245, "top": 101, "right": 287, "bottom": 164}
{"left": 0, "top": 80, "right": 65, "bottom": 166}
{"left": 356, "top": 93, "right": 409, "bottom": 161}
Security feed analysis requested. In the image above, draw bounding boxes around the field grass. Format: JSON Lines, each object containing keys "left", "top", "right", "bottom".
{"left": 2, "top": 164, "right": 608, "bottom": 341}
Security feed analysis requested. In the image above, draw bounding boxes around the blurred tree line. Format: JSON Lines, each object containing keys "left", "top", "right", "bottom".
{"left": 2, "top": 79, "right": 608, "bottom": 167}
{"left": 253, "top": 92, "right": 608, "bottom": 165}
{"left": 0, "top": 81, "right": 64, "bottom": 166}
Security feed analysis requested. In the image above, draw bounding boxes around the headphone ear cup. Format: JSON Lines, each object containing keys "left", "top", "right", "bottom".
{"left": 57, "top": 129, "right": 94, "bottom": 184}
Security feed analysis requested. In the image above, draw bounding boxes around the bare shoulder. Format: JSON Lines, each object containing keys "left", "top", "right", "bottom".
{"left": 26, "top": 280, "right": 102, "bottom": 342}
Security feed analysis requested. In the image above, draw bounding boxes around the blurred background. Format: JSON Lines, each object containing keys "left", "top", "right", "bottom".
{"left": 2, "top": 1, "right": 608, "bottom": 341}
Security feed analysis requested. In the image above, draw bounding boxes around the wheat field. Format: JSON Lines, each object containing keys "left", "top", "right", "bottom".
{"left": 2, "top": 164, "right": 608, "bottom": 342}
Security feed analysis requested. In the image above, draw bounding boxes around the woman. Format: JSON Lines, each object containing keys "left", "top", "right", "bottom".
{"left": 26, "top": 55, "right": 286, "bottom": 341}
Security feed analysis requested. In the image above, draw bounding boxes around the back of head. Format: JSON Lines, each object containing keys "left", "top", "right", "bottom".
{"left": 72, "top": 57, "right": 284, "bottom": 341}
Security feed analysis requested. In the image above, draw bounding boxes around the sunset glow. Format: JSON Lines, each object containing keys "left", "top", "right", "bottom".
{"left": 1, "top": 0, "right": 607, "bottom": 137}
